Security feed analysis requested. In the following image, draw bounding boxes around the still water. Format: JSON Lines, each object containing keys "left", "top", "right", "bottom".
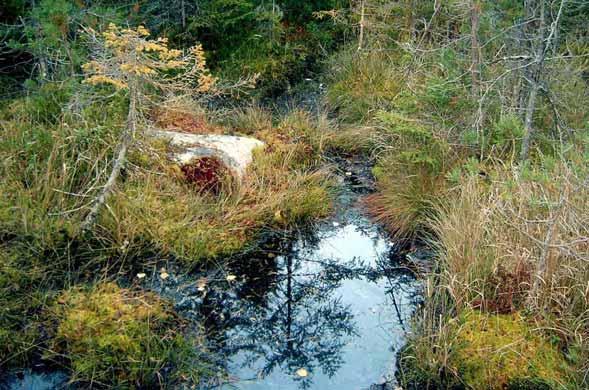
{"left": 216, "top": 220, "right": 419, "bottom": 390}
{"left": 155, "top": 163, "right": 421, "bottom": 389}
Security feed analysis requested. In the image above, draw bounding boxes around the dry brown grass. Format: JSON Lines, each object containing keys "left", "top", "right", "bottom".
{"left": 402, "top": 161, "right": 589, "bottom": 388}
{"left": 151, "top": 97, "right": 224, "bottom": 134}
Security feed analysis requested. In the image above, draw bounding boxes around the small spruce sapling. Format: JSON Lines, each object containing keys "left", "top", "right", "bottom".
{"left": 79, "top": 23, "right": 215, "bottom": 230}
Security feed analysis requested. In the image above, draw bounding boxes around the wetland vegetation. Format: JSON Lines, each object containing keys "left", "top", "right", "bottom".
{"left": 1, "top": 1, "right": 589, "bottom": 389}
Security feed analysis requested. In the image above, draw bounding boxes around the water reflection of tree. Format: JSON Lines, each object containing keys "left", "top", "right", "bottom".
{"left": 201, "top": 234, "right": 360, "bottom": 389}
{"left": 199, "top": 230, "right": 421, "bottom": 390}
{"left": 374, "top": 252, "right": 421, "bottom": 334}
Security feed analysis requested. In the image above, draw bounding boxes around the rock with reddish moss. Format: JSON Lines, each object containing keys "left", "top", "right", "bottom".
{"left": 150, "top": 129, "right": 265, "bottom": 183}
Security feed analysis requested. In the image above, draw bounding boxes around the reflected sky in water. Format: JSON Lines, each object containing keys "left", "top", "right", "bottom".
{"left": 212, "top": 215, "right": 419, "bottom": 390}
{"left": 187, "top": 170, "right": 422, "bottom": 390}
{"left": 0, "top": 370, "right": 68, "bottom": 390}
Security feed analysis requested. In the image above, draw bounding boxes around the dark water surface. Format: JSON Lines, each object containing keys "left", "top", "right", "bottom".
{"left": 216, "top": 218, "right": 419, "bottom": 390}
{"left": 0, "top": 370, "right": 68, "bottom": 390}
{"left": 1, "top": 162, "right": 421, "bottom": 390}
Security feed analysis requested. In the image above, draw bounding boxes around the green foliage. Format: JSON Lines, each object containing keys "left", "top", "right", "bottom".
{"left": 326, "top": 50, "right": 403, "bottom": 122}
{"left": 0, "top": 72, "right": 335, "bottom": 384}
{"left": 2, "top": 80, "right": 74, "bottom": 124}
{"left": 0, "top": 247, "right": 48, "bottom": 367}
{"left": 1, "top": 0, "right": 588, "bottom": 387}
{"left": 1, "top": 0, "right": 348, "bottom": 94}
{"left": 380, "top": 112, "right": 447, "bottom": 170}
{"left": 322, "top": 0, "right": 589, "bottom": 387}
{"left": 188, "top": 0, "right": 347, "bottom": 94}
{"left": 400, "top": 161, "right": 589, "bottom": 387}
{"left": 0, "top": 0, "right": 26, "bottom": 22}
{"left": 423, "top": 76, "right": 456, "bottom": 110}
{"left": 47, "top": 283, "right": 204, "bottom": 388}
{"left": 420, "top": 74, "right": 472, "bottom": 126}
{"left": 361, "top": 110, "right": 461, "bottom": 238}
{"left": 462, "top": 114, "right": 524, "bottom": 159}
{"left": 6, "top": 0, "right": 80, "bottom": 79}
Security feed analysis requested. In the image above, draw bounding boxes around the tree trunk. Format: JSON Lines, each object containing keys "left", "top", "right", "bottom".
{"left": 519, "top": 80, "right": 540, "bottom": 161}
{"left": 357, "top": 0, "right": 365, "bottom": 51}
{"left": 529, "top": 193, "right": 565, "bottom": 305}
{"left": 406, "top": 0, "right": 416, "bottom": 40}
{"left": 519, "top": 0, "right": 567, "bottom": 161}
{"left": 286, "top": 254, "right": 293, "bottom": 351}
{"left": 181, "top": 0, "right": 186, "bottom": 28}
{"left": 470, "top": 0, "right": 482, "bottom": 98}
{"left": 519, "top": 0, "right": 546, "bottom": 162}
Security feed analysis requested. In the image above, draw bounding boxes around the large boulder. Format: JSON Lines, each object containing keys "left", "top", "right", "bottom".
{"left": 150, "top": 129, "right": 265, "bottom": 180}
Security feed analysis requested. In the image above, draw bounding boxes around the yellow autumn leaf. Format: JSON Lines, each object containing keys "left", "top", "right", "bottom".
{"left": 160, "top": 267, "right": 169, "bottom": 280}
{"left": 295, "top": 368, "right": 308, "bottom": 377}
{"left": 274, "top": 209, "right": 285, "bottom": 224}
{"left": 197, "top": 278, "right": 207, "bottom": 291}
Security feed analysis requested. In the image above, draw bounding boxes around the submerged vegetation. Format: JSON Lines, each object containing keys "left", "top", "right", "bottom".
{"left": 1, "top": 0, "right": 589, "bottom": 388}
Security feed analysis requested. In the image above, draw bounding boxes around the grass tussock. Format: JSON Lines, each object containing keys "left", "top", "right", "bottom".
{"left": 0, "top": 86, "right": 335, "bottom": 264}
{"left": 363, "top": 111, "right": 464, "bottom": 240}
{"left": 398, "top": 160, "right": 589, "bottom": 389}
{"left": 102, "top": 105, "right": 334, "bottom": 264}
{"left": 326, "top": 49, "right": 405, "bottom": 123}
{"left": 228, "top": 105, "right": 375, "bottom": 156}
{"left": 151, "top": 97, "right": 224, "bottom": 135}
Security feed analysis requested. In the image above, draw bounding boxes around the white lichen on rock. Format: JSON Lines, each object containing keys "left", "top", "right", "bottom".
{"left": 150, "top": 129, "right": 265, "bottom": 179}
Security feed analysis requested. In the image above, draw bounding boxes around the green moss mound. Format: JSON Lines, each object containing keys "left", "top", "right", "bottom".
{"left": 450, "top": 310, "right": 571, "bottom": 389}
{"left": 399, "top": 309, "right": 573, "bottom": 390}
{"left": 47, "top": 283, "right": 204, "bottom": 388}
